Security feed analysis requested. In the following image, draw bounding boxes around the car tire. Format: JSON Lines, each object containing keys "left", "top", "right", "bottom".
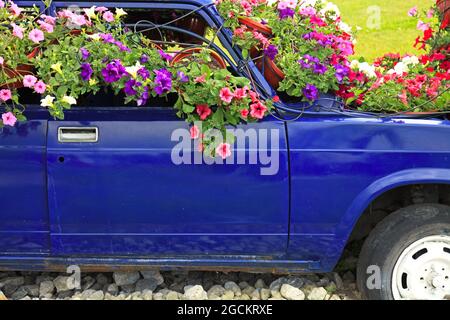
{"left": 356, "top": 203, "right": 450, "bottom": 300}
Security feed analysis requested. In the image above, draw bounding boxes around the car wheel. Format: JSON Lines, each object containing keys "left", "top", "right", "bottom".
{"left": 357, "top": 204, "right": 450, "bottom": 300}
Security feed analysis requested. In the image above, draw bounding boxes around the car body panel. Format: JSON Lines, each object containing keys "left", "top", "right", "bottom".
{"left": 1, "top": 0, "right": 450, "bottom": 273}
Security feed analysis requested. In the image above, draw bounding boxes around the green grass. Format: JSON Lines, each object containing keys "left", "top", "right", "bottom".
{"left": 333, "top": 0, "right": 435, "bottom": 61}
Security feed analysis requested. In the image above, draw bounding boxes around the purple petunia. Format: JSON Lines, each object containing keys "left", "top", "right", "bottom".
{"left": 140, "top": 54, "right": 149, "bottom": 64}
{"left": 80, "top": 63, "right": 93, "bottom": 81}
{"left": 158, "top": 50, "right": 173, "bottom": 61}
{"left": 264, "top": 44, "right": 278, "bottom": 61}
{"left": 114, "top": 40, "right": 131, "bottom": 52}
{"left": 138, "top": 67, "right": 150, "bottom": 80}
{"left": 101, "top": 59, "right": 128, "bottom": 83}
{"left": 80, "top": 48, "right": 90, "bottom": 60}
{"left": 177, "top": 71, "right": 189, "bottom": 83}
{"left": 335, "top": 64, "right": 350, "bottom": 83}
{"left": 299, "top": 54, "right": 320, "bottom": 69}
{"left": 303, "top": 84, "right": 319, "bottom": 101}
{"left": 137, "top": 87, "right": 149, "bottom": 106}
{"left": 313, "top": 63, "right": 328, "bottom": 75}
{"left": 279, "top": 8, "right": 295, "bottom": 19}
{"left": 153, "top": 68, "right": 172, "bottom": 95}
{"left": 124, "top": 79, "right": 141, "bottom": 96}
{"left": 99, "top": 33, "right": 115, "bottom": 43}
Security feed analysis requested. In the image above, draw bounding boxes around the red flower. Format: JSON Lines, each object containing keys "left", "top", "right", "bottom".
{"left": 423, "top": 28, "right": 433, "bottom": 41}
{"left": 240, "top": 109, "right": 249, "bottom": 118}
{"left": 196, "top": 104, "right": 212, "bottom": 120}
{"left": 219, "top": 87, "right": 234, "bottom": 104}
{"left": 272, "top": 95, "right": 280, "bottom": 103}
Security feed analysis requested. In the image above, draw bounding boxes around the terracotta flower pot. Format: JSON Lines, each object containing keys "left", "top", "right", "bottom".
{"left": 1, "top": 47, "right": 40, "bottom": 89}
{"left": 237, "top": 18, "right": 284, "bottom": 89}
{"left": 171, "top": 48, "right": 227, "bottom": 69}
{"left": 238, "top": 17, "right": 272, "bottom": 37}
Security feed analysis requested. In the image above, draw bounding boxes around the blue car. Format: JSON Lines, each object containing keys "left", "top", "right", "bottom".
{"left": 1, "top": 0, "right": 450, "bottom": 300}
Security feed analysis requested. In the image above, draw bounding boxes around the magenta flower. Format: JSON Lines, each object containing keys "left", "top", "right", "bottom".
{"left": 2, "top": 112, "right": 17, "bottom": 126}
{"left": 0, "top": 89, "right": 12, "bottom": 102}
{"left": 158, "top": 50, "right": 173, "bottom": 61}
{"left": 137, "top": 67, "right": 150, "bottom": 80}
{"left": 29, "top": 29, "right": 45, "bottom": 44}
{"left": 408, "top": 6, "right": 418, "bottom": 17}
{"left": 34, "top": 81, "right": 47, "bottom": 94}
{"left": 23, "top": 75, "right": 38, "bottom": 88}
{"left": 279, "top": 8, "right": 295, "bottom": 19}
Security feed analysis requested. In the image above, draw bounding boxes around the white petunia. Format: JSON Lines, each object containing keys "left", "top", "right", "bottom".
{"left": 125, "top": 62, "right": 143, "bottom": 79}
{"left": 62, "top": 96, "right": 77, "bottom": 105}
{"left": 115, "top": 8, "right": 127, "bottom": 18}
{"left": 41, "top": 95, "right": 55, "bottom": 108}
{"left": 320, "top": 1, "right": 340, "bottom": 20}
{"left": 402, "top": 55, "right": 419, "bottom": 66}
{"left": 84, "top": 6, "right": 96, "bottom": 19}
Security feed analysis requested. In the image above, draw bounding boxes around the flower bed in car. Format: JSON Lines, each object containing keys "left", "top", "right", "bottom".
{"left": 0, "top": 0, "right": 449, "bottom": 158}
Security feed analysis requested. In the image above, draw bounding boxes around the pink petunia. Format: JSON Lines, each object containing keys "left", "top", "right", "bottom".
{"left": 219, "top": 87, "right": 234, "bottom": 104}
{"left": 398, "top": 91, "right": 408, "bottom": 106}
{"left": 190, "top": 125, "right": 200, "bottom": 139}
{"left": 38, "top": 21, "right": 54, "bottom": 33}
{"left": 103, "top": 11, "right": 115, "bottom": 22}
{"left": 0, "top": 89, "right": 12, "bottom": 102}
{"left": 417, "top": 21, "right": 430, "bottom": 32}
{"left": 95, "top": 6, "right": 108, "bottom": 12}
{"left": 23, "top": 75, "right": 37, "bottom": 88}
{"left": 34, "top": 81, "right": 47, "bottom": 94}
{"left": 250, "top": 101, "right": 267, "bottom": 119}
{"left": 2, "top": 112, "right": 17, "bottom": 126}
{"left": 234, "top": 87, "right": 248, "bottom": 100}
{"left": 9, "top": 3, "right": 22, "bottom": 16}
{"left": 0, "top": 1, "right": 4, "bottom": 8}
{"left": 408, "top": 6, "right": 417, "bottom": 17}
{"left": 215, "top": 143, "right": 232, "bottom": 159}
{"left": 240, "top": 109, "right": 249, "bottom": 118}
{"left": 11, "top": 23, "right": 24, "bottom": 39}
{"left": 196, "top": 104, "right": 212, "bottom": 120}
{"left": 194, "top": 75, "right": 206, "bottom": 83}
{"left": 71, "top": 14, "right": 87, "bottom": 26}
{"left": 427, "top": 9, "right": 435, "bottom": 18}
{"left": 28, "top": 29, "right": 45, "bottom": 43}
{"left": 0, "top": 56, "right": 3, "bottom": 65}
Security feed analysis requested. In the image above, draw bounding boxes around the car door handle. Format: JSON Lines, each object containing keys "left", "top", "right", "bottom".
{"left": 58, "top": 127, "right": 99, "bottom": 143}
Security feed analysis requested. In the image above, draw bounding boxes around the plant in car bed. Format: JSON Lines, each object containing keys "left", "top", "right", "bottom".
{"left": 342, "top": 5, "right": 450, "bottom": 113}
{"left": 0, "top": 1, "right": 52, "bottom": 126}
{"left": 216, "top": 0, "right": 356, "bottom": 103}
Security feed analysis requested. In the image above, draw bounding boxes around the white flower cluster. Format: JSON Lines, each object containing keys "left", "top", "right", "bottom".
{"left": 387, "top": 55, "right": 419, "bottom": 76}
{"left": 350, "top": 60, "right": 377, "bottom": 79}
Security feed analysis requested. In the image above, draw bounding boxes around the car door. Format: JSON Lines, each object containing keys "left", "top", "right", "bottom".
{"left": 47, "top": 106, "right": 289, "bottom": 257}
{"left": 0, "top": 107, "right": 50, "bottom": 255}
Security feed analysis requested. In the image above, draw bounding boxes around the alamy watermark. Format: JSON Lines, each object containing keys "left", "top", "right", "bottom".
{"left": 171, "top": 123, "right": 281, "bottom": 176}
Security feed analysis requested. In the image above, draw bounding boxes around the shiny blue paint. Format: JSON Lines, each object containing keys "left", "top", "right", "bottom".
{"left": 2, "top": 1, "right": 450, "bottom": 273}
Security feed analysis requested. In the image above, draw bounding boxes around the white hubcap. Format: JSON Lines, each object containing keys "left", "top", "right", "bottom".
{"left": 392, "top": 235, "right": 450, "bottom": 300}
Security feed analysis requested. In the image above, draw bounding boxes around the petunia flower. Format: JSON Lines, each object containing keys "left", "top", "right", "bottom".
{"left": 153, "top": 68, "right": 172, "bottom": 95}
{"left": 190, "top": 125, "right": 200, "bottom": 139}
{"left": 40, "top": 95, "right": 55, "bottom": 108}
{"left": 196, "top": 104, "right": 212, "bottom": 120}
{"left": 9, "top": 3, "right": 22, "bottom": 16}
{"left": 0, "top": 89, "right": 12, "bottom": 102}
{"left": 250, "top": 101, "right": 267, "bottom": 119}
{"left": 215, "top": 143, "right": 232, "bottom": 159}
{"left": 219, "top": 87, "right": 234, "bottom": 104}
{"left": 28, "top": 29, "right": 45, "bottom": 44}
{"left": 303, "top": 84, "right": 319, "bottom": 101}
{"left": 103, "top": 11, "right": 115, "bottom": 22}
{"left": 80, "top": 63, "right": 93, "bottom": 81}
{"left": 34, "top": 81, "right": 47, "bottom": 94}
{"left": 62, "top": 96, "right": 77, "bottom": 105}
{"left": 11, "top": 23, "right": 24, "bottom": 39}
{"left": 23, "top": 75, "right": 37, "bottom": 88}
{"left": 2, "top": 112, "right": 17, "bottom": 127}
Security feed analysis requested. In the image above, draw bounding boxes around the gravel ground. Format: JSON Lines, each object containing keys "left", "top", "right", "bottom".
{"left": 0, "top": 253, "right": 361, "bottom": 301}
